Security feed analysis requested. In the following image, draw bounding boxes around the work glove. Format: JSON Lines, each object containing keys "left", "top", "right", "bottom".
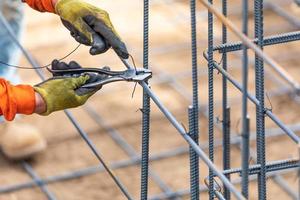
{"left": 55, "top": 0, "right": 129, "bottom": 59}
{"left": 34, "top": 60, "right": 108, "bottom": 115}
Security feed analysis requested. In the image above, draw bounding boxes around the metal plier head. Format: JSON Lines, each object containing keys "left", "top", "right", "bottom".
{"left": 47, "top": 67, "right": 152, "bottom": 88}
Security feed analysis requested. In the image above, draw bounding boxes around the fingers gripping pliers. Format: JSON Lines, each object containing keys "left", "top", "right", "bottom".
{"left": 47, "top": 67, "right": 152, "bottom": 88}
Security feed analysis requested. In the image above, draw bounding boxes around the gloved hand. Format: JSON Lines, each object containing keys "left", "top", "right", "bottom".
{"left": 34, "top": 75, "right": 92, "bottom": 115}
{"left": 55, "top": 0, "right": 129, "bottom": 59}
{"left": 34, "top": 60, "right": 106, "bottom": 115}
{"left": 51, "top": 59, "right": 110, "bottom": 95}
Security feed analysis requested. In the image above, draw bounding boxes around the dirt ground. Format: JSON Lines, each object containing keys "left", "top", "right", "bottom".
{"left": 0, "top": 0, "right": 300, "bottom": 199}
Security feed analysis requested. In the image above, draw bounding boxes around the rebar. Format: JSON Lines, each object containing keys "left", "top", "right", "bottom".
{"left": 140, "top": 0, "right": 151, "bottom": 199}
{"left": 207, "top": 0, "right": 215, "bottom": 199}
{"left": 1, "top": 1, "right": 300, "bottom": 199}
{"left": 221, "top": 0, "right": 231, "bottom": 199}
{"left": 189, "top": 106, "right": 199, "bottom": 200}
{"left": 189, "top": 0, "right": 200, "bottom": 198}
{"left": 241, "top": 0, "right": 250, "bottom": 197}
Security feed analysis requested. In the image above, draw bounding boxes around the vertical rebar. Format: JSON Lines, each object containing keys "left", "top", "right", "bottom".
{"left": 189, "top": 106, "right": 199, "bottom": 200}
{"left": 241, "top": 0, "right": 250, "bottom": 198}
{"left": 254, "top": 0, "right": 267, "bottom": 199}
{"left": 208, "top": 0, "right": 214, "bottom": 199}
{"left": 241, "top": 117, "right": 250, "bottom": 198}
{"left": 141, "top": 0, "right": 151, "bottom": 199}
{"left": 221, "top": 0, "right": 231, "bottom": 199}
{"left": 190, "top": 0, "right": 200, "bottom": 198}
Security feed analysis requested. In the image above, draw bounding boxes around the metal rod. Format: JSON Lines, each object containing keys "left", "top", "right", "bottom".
{"left": 241, "top": 0, "right": 250, "bottom": 197}
{"left": 188, "top": 106, "right": 199, "bottom": 200}
{"left": 190, "top": 0, "right": 200, "bottom": 198}
{"left": 221, "top": 0, "right": 230, "bottom": 198}
{"left": 214, "top": 31, "right": 300, "bottom": 53}
{"left": 254, "top": 1, "right": 267, "bottom": 198}
{"left": 207, "top": 0, "right": 215, "bottom": 198}
{"left": 140, "top": 0, "right": 151, "bottom": 198}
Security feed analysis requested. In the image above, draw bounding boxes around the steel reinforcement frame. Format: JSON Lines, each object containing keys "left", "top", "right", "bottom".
{"left": 1, "top": 0, "right": 300, "bottom": 199}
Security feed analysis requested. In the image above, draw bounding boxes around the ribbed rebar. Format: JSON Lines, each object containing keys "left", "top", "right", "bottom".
{"left": 220, "top": 159, "right": 299, "bottom": 176}
{"left": 189, "top": 0, "right": 200, "bottom": 198}
{"left": 189, "top": 106, "right": 199, "bottom": 200}
{"left": 141, "top": 0, "right": 151, "bottom": 199}
{"left": 241, "top": 0, "right": 250, "bottom": 198}
{"left": 254, "top": 1, "right": 267, "bottom": 199}
{"left": 221, "top": 0, "right": 231, "bottom": 199}
{"left": 207, "top": 0, "right": 214, "bottom": 199}
{"left": 214, "top": 31, "right": 300, "bottom": 53}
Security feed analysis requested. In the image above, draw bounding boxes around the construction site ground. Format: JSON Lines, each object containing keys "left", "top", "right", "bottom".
{"left": 0, "top": 0, "right": 300, "bottom": 199}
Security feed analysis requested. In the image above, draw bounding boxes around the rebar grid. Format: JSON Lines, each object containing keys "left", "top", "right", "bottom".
{"left": 0, "top": 0, "right": 300, "bottom": 200}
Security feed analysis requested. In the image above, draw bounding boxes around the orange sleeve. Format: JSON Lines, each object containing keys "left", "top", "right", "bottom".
{"left": 0, "top": 79, "right": 36, "bottom": 121}
{"left": 23, "top": 0, "right": 55, "bottom": 13}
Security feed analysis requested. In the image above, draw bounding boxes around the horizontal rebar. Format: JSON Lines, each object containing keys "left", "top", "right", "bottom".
{"left": 219, "top": 159, "right": 299, "bottom": 176}
{"left": 214, "top": 31, "right": 300, "bottom": 53}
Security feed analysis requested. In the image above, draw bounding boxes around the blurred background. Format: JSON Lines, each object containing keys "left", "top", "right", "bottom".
{"left": 0, "top": 0, "right": 300, "bottom": 199}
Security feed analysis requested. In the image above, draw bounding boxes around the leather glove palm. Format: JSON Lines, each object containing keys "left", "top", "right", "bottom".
{"left": 55, "top": 0, "right": 129, "bottom": 59}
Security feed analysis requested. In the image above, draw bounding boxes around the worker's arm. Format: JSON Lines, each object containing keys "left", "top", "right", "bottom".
{"left": 23, "top": 0, "right": 129, "bottom": 58}
{"left": 0, "top": 79, "right": 44, "bottom": 121}
{"left": 0, "top": 64, "right": 98, "bottom": 121}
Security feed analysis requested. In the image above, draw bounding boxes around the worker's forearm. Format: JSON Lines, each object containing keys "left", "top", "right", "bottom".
{"left": 0, "top": 79, "right": 36, "bottom": 121}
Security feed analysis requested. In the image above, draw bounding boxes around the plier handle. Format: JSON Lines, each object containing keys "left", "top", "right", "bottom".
{"left": 47, "top": 67, "right": 152, "bottom": 88}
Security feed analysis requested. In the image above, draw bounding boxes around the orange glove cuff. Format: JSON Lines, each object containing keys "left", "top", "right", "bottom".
{"left": 23, "top": 0, "right": 55, "bottom": 13}
{"left": 12, "top": 85, "right": 36, "bottom": 115}
{"left": 0, "top": 79, "right": 36, "bottom": 121}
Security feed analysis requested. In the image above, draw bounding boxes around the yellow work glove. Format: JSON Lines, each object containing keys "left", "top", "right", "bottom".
{"left": 55, "top": 0, "right": 129, "bottom": 59}
{"left": 34, "top": 75, "right": 93, "bottom": 116}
